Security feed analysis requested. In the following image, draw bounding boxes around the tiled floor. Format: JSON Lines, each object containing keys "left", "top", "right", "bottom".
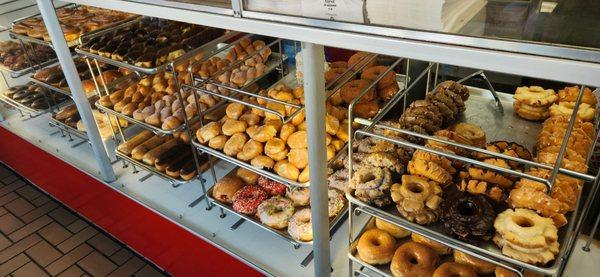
{"left": 0, "top": 165, "right": 168, "bottom": 277}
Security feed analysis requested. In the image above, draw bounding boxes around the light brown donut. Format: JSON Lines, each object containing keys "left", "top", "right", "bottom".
{"left": 433, "top": 262, "right": 477, "bottom": 277}
{"left": 357, "top": 229, "right": 396, "bottom": 265}
{"left": 390, "top": 241, "right": 438, "bottom": 277}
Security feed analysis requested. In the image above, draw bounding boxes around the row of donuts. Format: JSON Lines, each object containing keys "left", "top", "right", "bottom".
{"left": 513, "top": 85, "right": 596, "bottom": 122}
{"left": 0, "top": 40, "right": 55, "bottom": 71}
{"left": 3, "top": 83, "right": 68, "bottom": 110}
{"left": 211, "top": 167, "right": 345, "bottom": 242}
{"left": 355, "top": 218, "right": 541, "bottom": 277}
{"left": 54, "top": 104, "right": 128, "bottom": 139}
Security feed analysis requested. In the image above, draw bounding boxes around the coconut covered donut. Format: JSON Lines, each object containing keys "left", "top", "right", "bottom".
{"left": 390, "top": 175, "right": 443, "bottom": 225}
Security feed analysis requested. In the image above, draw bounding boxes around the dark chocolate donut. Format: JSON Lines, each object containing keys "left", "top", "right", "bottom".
{"left": 440, "top": 191, "right": 496, "bottom": 243}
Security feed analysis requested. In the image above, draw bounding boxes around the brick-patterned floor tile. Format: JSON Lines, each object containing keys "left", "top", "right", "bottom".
{"left": 8, "top": 215, "right": 53, "bottom": 241}
{"left": 0, "top": 253, "right": 30, "bottom": 274}
{"left": 1, "top": 174, "right": 19, "bottom": 185}
{"left": 0, "top": 233, "right": 41, "bottom": 263}
{"left": 0, "top": 233, "right": 11, "bottom": 251}
{"left": 57, "top": 226, "right": 98, "bottom": 254}
{"left": 49, "top": 207, "right": 78, "bottom": 227}
{"left": 4, "top": 197, "right": 35, "bottom": 217}
{"left": 45, "top": 243, "right": 93, "bottom": 276}
{"left": 110, "top": 248, "right": 133, "bottom": 266}
{"left": 0, "top": 206, "right": 7, "bottom": 216}
{"left": 38, "top": 222, "right": 72, "bottom": 246}
{"left": 108, "top": 256, "right": 144, "bottom": 277}
{"left": 0, "top": 212, "right": 25, "bottom": 235}
{"left": 78, "top": 251, "right": 117, "bottom": 276}
{"left": 66, "top": 219, "right": 89, "bottom": 234}
{"left": 31, "top": 194, "right": 51, "bottom": 207}
{"left": 25, "top": 240, "right": 62, "bottom": 267}
{"left": 0, "top": 180, "right": 25, "bottom": 196}
{"left": 0, "top": 192, "right": 19, "bottom": 206}
{"left": 134, "top": 264, "right": 165, "bottom": 277}
{"left": 12, "top": 261, "right": 50, "bottom": 277}
{"left": 15, "top": 185, "right": 43, "bottom": 201}
{"left": 57, "top": 265, "right": 85, "bottom": 277}
{"left": 87, "top": 233, "right": 121, "bottom": 256}
{"left": 20, "top": 201, "right": 59, "bottom": 223}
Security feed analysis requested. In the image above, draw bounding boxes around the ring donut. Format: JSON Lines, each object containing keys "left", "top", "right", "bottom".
{"left": 390, "top": 241, "right": 438, "bottom": 277}
{"left": 433, "top": 262, "right": 477, "bottom": 277}
{"left": 360, "top": 66, "right": 396, "bottom": 88}
{"left": 340, "top": 79, "right": 376, "bottom": 104}
{"left": 357, "top": 229, "right": 396, "bottom": 265}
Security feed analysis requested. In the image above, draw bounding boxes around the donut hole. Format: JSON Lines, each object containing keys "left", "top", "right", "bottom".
{"left": 407, "top": 182, "right": 424, "bottom": 194}
{"left": 362, "top": 173, "right": 377, "bottom": 183}
{"left": 409, "top": 257, "right": 418, "bottom": 265}
{"left": 514, "top": 216, "right": 534, "bottom": 228}
{"left": 370, "top": 238, "right": 381, "bottom": 246}
{"left": 457, "top": 200, "right": 476, "bottom": 217}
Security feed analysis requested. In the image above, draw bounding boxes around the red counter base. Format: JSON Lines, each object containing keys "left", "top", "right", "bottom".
{"left": 0, "top": 126, "right": 260, "bottom": 276}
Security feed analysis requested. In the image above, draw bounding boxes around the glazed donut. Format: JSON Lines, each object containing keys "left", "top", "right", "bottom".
{"left": 375, "top": 217, "right": 411, "bottom": 239}
{"left": 390, "top": 241, "right": 438, "bottom": 277}
{"left": 412, "top": 147, "right": 456, "bottom": 175}
{"left": 236, "top": 167, "right": 259, "bottom": 185}
{"left": 390, "top": 175, "right": 443, "bottom": 225}
{"left": 513, "top": 86, "right": 557, "bottom": 107}
{"left": 257, "top": 196, "right": 295, "bottom": 229}
{"left": 408, "top": 158, "right": 453, "bottom": 186}
{"left": 257, "top": 176, "right": 286, "bottom": 196}
{"left": 449, "top": 123, "right": 486, "bottom": 148}
{"left": 353, "top": 100, "right": 380, "bottom": 119}
{"left": 347, "top": 51, "right": 374, "bottom": 69}
{"left": 513, "top": 101, "right": 550, "bottom": 121}
{"left": 494, "top": 267, "right": 543, "bottom": 277}
{"left": 288, "top": 208, "right": 313, "bottom": 242}
{"left": 232, "top": 185, "right": 269, "bottom": 215}
{"left": 340, "top": 79, "right": 376, "bottom": 104}
{"left": 493, "top": 208, "right": 558, "bottom": 249}
{"left": 440, "top": 192, "right": 496, "bottom": 242}
{"left": 411, "top": 233, "right": 451, "bottom": 255}
{"left": 222, "top": 119, "right": 248, "bottom": 136}
{"left": 356, "top": 229, "right": 396, "bottom": 265}
{"left": 433, "top": 262, "right": 477, "bottom": 277}
{"left": 549, "top": 101, "right": 595, "bottom": 122}
{"left": 328, "top": 189, "right": 345, "bottom": 218}
{"left": 378, "top": 82, "right": 400, "bottom": 101}
{"left": 558, "top": 86, "right": 597, "bottom": 106}
{"left": 360, "top": 66, "right": 396, "bottom": 88}
{"left": 196, "top": 121, "right": 221, "bottom": 144}
{"left": 250, "top": 155, "right": 275, "bottom": 169}
{"left": 536, "top": 146, "right": 587, "bottom": 173}
{"left": 453, "top": 250, "right": 495, "bottom": 274}
{"left": 212, "top": 176, "right": 245, "bottom": 204}
{"left": 287, "top": 187, "right": 310, "bottom": 206}
{"left": 507, "top": 186, "right": 566, "bottom": 226}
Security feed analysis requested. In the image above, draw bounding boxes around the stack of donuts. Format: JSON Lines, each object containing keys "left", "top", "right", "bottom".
{"left": 549, "top": 86, "right": 597, "bottom": 122}
{"left": 190, "top": 37, "right": 272, "bottom": 105}
{"left": 196, "top": 84, "right": 349, "bottom": 183}
{"left": 12, "top": 6, "right": 135, "bottom": 42}
{"left": 513, "top": 86, "right": 557, "bottom": 121}
{"left": 355, "top": 218, "right": 540, "bottom": 277}
{"left": 336, "top": 52, "right": 401, "bottom": 119}
{"left": 211, "top": 168, "right": 345, "bottom": 242}
{"left": 117, "top": 130, "right": 205, "bottom": 180}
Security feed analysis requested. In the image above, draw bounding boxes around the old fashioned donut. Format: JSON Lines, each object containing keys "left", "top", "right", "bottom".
{"left": 513, "top": 86, "right": 557, "bottom": 107}
{"left": 507, "top": 186, "right": 566, "bottom": 226}
{"left": 360, "top": 66, "right": 396, "bottom": 88}
{"left": 513, "top": 101, "right": 551, "bottom": 121}
{"left": 375, "top": 217, "right": 411, "bottom": 239}
{"left": 288, "top": 208, "right": 313, "bottom": 241}
{"left": 257, "top": 196, "right": 295, "bottom": 229}
{"left": 453, "top": 250, "right": 495, "bottom": 274}
{"left": 232, "top": 185, "right": 268, "bottom": 215}
{"left": 558, "top": 86, "right": 597, "bottom": 106}
{"left": 287, "top": 187, "right": 310, "bottom": 207}
{"left": 390, "top": 241, "right": 438, "bottom": 277}
{"left": 493, "top": 208, "right": 558, "bottom": 249}
{"left": 390, "top": 175, "right": 443, "bottom": 225}
{"left": 257, "top": 176, "right": 286, "bottom": 196}
{"left": 449, "top": 123, "right": 486, "bottom": 148}
{"left": 340, "top": 79, "right": 376, "bottom": 104}
{"left": 356, "top": 229, "right": 396, "bottom": 265}
{"left": 411, "top": 233, "right": 451, "bottom": 255}
{"left": 433, "top": 262, "right": 477, "bottom": 277}
{"left": 440, "top": 192, "right": 496, "bottom": 242}
{"left": 549, "top": 101, "right": 595, "bottom": 122}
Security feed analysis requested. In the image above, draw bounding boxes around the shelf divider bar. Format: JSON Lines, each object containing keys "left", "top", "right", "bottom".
{"left": 36, "top": 0, "right": 116, "bottom": 182}
{"left": 302, "top": 42, "right": 330, "bottom": 277}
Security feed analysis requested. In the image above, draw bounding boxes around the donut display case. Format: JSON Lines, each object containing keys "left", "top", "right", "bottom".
{"left": 2, "top": 1, "right": 600, "bottom": 276}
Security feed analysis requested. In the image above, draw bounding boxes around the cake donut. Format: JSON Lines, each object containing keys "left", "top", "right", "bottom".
{"left": 440, "top": 191, "right": 496, "bottom": 242}
{"left": 232, "top": 185, "right": 268, "bottom": 215}
{"left": 257, "top": 196, "right": 295, "bottom": 229}
{"left": 340, "top": 79, "right": 376, "bottom": 104}
{"left": 433, "top": 262, "right": 477, "bottom": 277}
{"left": 360, "top": 66, "right": 396, "bottom": 88}
{"left": 390, "top": 241, "right": 439, "bottom": 277}
{"left": 288, "top": 208, "right": 313, "bottom": 242}
{"left": 357, "top": 229, "right": 396, "bottom": 265}
{"left": 257, "top": 176, "right": 287, "bottom": 196}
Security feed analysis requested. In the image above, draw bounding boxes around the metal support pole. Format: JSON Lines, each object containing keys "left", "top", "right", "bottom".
{"left": 301, "top": 42, "right": 330, "bottom": 277}
{"left": 36, "top": 0, "right": 116, "bottom": 182}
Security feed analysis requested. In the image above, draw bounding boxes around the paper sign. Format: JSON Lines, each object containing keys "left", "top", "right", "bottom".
{"left": 300, "top": 0, "right": 364, "bottom": 23}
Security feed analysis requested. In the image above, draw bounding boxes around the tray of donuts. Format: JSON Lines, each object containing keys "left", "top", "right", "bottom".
{"left": 207, "top": 167, "right": 347, "bottom": 244}
{"left": 30, "top": 58, "right": 126, "bottom": 98}
{"left": 1, "top": 83, "right": 69, "bottom": 114}
{"left": 51, "top": 103, "right": 130, "bottom": 141}
{"left": 11, "top": 5, "right": 138, "bottom": 47}
{"left": 350, "top": 216, "right": 531, "bottom": 277}
{"left": 116, "top": 130, "right": 211, "bottom": 183}
{"left": 76, "top": 17, "right": 231, "bottom": 73}
{"left": 0, "top": 40, "right": 56, "bottom": 77}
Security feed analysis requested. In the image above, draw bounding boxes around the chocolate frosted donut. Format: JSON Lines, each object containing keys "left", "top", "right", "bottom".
{"left": 440, "top": 191, "right": 496, "bottom": 242}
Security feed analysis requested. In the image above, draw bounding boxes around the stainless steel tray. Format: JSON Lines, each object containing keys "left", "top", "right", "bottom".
{"left": 95, "top": 102, "right": 186, "bottom": 136}
{"left": 0, "top": 83, "right": 68, "bottom": 116}
{"left": 75, "top": 18, "right": 239, "bottom": 75}
{"left": 206, "top": 167, "right": 348, "bottom": 248}
{"left": 347, "top": 86, "right": 594, "bottom": 276}
{"left": 0, "top": 57, "right": 58, "bottom": 78}
{"left": 48, "top": 116, "right": 89, "bottom": 141}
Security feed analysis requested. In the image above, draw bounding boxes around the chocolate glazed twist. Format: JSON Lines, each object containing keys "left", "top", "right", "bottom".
{"left": 440, "top": 191, "right": 496, "bottom": 243}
